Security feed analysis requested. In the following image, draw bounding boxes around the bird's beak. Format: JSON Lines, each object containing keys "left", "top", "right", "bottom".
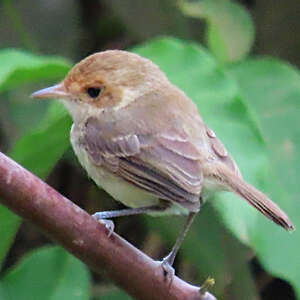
{"left": 31, "top": 83, "right": 69, "bottom": 99}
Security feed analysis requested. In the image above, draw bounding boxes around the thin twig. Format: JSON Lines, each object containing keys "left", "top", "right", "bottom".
{"left": 0, "top": 151, "right": 216, "bottom": 300}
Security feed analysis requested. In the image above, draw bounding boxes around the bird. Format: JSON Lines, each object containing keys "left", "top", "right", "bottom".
{"left": 32, "top": 50, "right": 294, "bottom": 278}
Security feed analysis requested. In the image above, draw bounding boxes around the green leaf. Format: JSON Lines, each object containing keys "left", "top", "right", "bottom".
{"left": 179, "top": 0, "right": 255, "bottom": 62}
{"left": 10, "top": 102, "right": 71, "bottom": 178}
{"left": 134, "top": 37, "right": 238, "bottom": 108}
{"left": 0, "top": 49, "right": 70, "bottom": 92}
{"left": 0, "top": 206, "right": 20, "bottom": 269}
{"left": 98, "top": 288, "right": 133, "bottom": 300}
{"left": 0, "top": 103, "right": 71, "bottom": 267}
{"left": 0, "top": 247, "right": 90, "bottom": 300}
{"left": 0, "top": 49, "right": 71, "bottom": 267}
{"left": 212, "top": 98, "right": 269, "bottom": 243}
{"left": 228, "top": 58, "right": 300, "bottom": 297}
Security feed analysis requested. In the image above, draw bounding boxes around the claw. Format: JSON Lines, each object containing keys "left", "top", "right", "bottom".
{"left": 160, "top": 257, "right": 175, "bottom": 286}
{"left": 92, "top": 214, "right": 115, "bottom": 237}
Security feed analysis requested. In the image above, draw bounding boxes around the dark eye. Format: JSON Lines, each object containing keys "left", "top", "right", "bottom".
{"left": 87, "top": 87, "right": 101, "bottom": 98}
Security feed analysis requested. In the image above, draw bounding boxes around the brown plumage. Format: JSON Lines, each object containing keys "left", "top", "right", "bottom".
{"left": 32, "top": 50, "right": 294, "bottom": 272}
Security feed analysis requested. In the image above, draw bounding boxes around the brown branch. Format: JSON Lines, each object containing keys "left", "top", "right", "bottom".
{"left": 0, "top": 151, "right": 217, "bottom": 300}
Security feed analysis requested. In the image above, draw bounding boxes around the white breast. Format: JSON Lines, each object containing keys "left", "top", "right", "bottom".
{"left": 70, "top": 125, "right": 188, "bottom": 216}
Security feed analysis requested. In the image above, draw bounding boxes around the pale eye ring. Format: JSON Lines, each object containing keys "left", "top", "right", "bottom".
{"left": 86, "top": 87, "right": 102, "bottom": 98}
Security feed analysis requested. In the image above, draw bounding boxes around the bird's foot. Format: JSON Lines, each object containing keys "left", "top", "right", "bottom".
{"left": 160, "top": 255, "right": 175, "bottom": 286}
{"left": 92, "top": 214, "right": 115, "bottom": 237}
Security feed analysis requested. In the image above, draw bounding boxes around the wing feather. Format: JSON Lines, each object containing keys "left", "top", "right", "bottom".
{"left": 205, "top": 125, "right": 241, "bottom": 177}
{"left": 83, "top": 117, "right": 202, "bottom": 208}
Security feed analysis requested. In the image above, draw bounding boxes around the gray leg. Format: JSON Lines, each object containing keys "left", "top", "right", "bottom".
{"left": 93, "top": 205, "right": 197, "bottom": 280}
{"left": 93, "top": 205, "right": 166, "bottom": 220}
{"left": 161, "top": 212, "right": 197, "bottom": 278}
{"left": 92, "top": 205, "right": 167, "bottom": 235}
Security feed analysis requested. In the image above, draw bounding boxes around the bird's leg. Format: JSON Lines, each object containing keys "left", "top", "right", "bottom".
{"left": 93, "top": 205, "right": 166, "bottom": 219}
{"left": 161, "top": 212, "right": 197, "bottom": 282}
{"left": 92, "top": 205, "right": 166, "bottom": 235}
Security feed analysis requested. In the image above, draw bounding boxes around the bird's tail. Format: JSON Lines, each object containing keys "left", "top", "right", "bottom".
{"left": 216, "top": 166, "right": 294, "bottom": 231}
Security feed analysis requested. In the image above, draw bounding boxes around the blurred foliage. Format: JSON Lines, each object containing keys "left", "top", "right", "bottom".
{"left": 0, "top": 0, "right": 299, "bottom": 300}
{"left": 0, "top": 247, "right": 90, "bottom": 300}
{"left": 0, "top": 52, "right": 71, "bottom": 267}
{"left": 179, "top": 0, "right": 254, "bottom": 62}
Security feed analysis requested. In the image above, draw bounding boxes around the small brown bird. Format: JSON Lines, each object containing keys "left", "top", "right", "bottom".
{"left": 32, "top": 50, "right": 294, "bottom": 276}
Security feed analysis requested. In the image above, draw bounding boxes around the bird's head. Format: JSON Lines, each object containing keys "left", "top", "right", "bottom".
{"left": 32, "top": 50, "right": 168, "bottom": 122}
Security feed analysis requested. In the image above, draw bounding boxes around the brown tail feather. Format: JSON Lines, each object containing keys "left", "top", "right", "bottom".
{"left": 217, "top": 167, "right": 294, "bottom": 231}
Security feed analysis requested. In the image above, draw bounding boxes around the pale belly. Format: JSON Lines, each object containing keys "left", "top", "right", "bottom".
{"left": 70, "top": 129, "right": 189, "bottom": 216}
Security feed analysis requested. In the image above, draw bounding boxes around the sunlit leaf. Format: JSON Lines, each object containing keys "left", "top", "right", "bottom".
{"left": 179, "top": 0, "right": 255, "bottom": 62}
{"left": 0, "top": 49, "right": 70, "bottom": 92}
{"left": 228, "top": 58, "right": 300, "bottom": 297}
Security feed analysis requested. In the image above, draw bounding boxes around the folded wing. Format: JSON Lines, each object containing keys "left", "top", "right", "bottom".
{"left": 82, "top": 116, "right": 203, "bottom": 211}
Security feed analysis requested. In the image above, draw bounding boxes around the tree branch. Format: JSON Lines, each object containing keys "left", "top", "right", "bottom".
{"left": 0, "top": 151, "right": 217, "bottom": 300}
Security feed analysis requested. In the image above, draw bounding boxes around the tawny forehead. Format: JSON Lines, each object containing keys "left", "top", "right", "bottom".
{"left": 65, "top": 50, "right": 158, "bottom": 84}
{"left": 75, "top": 51, "right": 146, "bottom": 72}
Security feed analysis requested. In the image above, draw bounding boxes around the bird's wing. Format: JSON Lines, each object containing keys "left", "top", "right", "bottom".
{"left": 81, "top": 116, "right": 203, "bottom": 210}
